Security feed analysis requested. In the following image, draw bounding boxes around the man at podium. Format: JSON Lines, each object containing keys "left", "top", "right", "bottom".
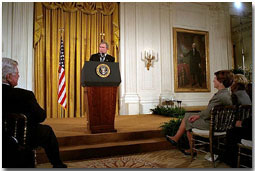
{"left": 82, "top": 42, "right": 121, "bottom": 134}
{"left": 89, "top": 42, "right": 115, "bottom": 62}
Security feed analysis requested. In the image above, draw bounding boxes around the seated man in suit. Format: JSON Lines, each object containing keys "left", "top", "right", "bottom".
{"left": 89, "top": 41, "right": 115, "bottom": 62}
{"left": 2, "top": 58, "right": 67, "bottom": 168}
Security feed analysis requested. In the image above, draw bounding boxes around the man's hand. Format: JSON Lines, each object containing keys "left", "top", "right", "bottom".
{"left": 188, "top": 115, "right": 200, "bottom": 123}
{"left": 235, "top": 120, "right": 242, "bottom": 127}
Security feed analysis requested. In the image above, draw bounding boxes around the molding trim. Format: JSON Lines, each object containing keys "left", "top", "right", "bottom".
{"left": 122, "top": 94, "right": 140, "bottom": 103}
{"left": 232, "top": 22, "right": 252, "bottom": 34}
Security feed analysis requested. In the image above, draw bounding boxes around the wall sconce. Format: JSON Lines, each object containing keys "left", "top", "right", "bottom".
{"left": 141, "top": 50, "right": 158, "bottom": 70}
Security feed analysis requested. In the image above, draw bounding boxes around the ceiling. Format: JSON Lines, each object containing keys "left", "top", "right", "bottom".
{"left": 194, "top": 2, "right": 252, "bottom": 30}
{"left": 228, "top": 2, "right": 252, "bottom": 30}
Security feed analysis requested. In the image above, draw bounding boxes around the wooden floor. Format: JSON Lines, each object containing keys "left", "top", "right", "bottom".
{"left": 43, "top": 114, "right": 171, "bottom": 137}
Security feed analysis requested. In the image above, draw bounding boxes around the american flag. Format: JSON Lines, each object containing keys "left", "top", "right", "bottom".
{"left": 58, "top": 38, "right": 67, "bottom": 109}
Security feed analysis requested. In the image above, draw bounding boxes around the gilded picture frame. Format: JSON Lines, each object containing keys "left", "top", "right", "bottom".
{"left": 173, "top": 27, "right": 210, "bottom": 92}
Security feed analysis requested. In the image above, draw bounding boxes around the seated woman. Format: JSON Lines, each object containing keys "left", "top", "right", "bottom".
{"left": 230, "top": 73, "right": 251, "bottom": 130}
{"left": 222, "top": 74, "right": 252, "bottom": 167}
{"left": 166, "top": 70, "right": 234, "bottom": 155}
{"left": 231, "top": 74, "right": 251, "bottom": 106}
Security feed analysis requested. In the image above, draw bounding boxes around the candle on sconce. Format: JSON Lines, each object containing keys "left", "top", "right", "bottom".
{"left": 141, "top": 49, "right": 158, "bottom": 71}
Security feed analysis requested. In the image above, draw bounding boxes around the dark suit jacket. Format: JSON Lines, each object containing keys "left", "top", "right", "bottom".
{"left": 89, "top": 53, "right": 115, "bottom": 62}
{"left": 3, "top": 84, "right": 49, "bottom": 167}
{"left": 2, "top": 84, "right": 46, "bottom": 125}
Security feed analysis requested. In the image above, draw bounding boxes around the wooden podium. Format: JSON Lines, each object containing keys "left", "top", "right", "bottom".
{"left": 81, "top": 61, "right": 121, "bottom": 134}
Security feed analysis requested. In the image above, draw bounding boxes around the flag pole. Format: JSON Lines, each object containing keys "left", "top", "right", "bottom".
{"left": 61, "top": 106, "right": 64, "bottom": 118}
{"left": 58, "top": 9, "right": 66, "bottom": 118}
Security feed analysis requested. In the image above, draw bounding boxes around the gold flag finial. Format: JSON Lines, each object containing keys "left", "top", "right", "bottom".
{"left": 59, "top": 28, "right": 64, "bottom": 37}
{"left": 100, "top": 32, "right": 105, "bottom": 42}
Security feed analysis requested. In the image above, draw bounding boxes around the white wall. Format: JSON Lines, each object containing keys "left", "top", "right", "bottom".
{"left": 119, "top": 2, "right": 233, "bottom": 115}
{"left": 2, "top": 2, "right": 34, "bottom": 90}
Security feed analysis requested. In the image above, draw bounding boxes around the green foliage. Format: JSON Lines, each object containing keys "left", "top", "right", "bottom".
{"left": 159, "top": 115, "right": 183, "bottom": 136}
{"left": 155, "top": 107, "right": 189, "bottom": 149}
{"left": 150, "top": 105, "right": 185, "bottom": 117}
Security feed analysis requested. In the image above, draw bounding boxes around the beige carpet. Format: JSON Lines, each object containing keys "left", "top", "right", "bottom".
{"left": 37, "top": 149, "right": 230, "bottom": 168}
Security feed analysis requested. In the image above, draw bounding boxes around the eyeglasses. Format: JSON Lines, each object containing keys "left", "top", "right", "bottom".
{"left": 11, "top": 72, "right": 19, "bottom": 76}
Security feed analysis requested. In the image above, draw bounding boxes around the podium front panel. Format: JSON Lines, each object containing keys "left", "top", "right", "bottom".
{"left": 81, "top": 61, "right": 121, "bottom": 87}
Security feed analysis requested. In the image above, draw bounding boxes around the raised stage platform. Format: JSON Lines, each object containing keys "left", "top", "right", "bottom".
{"left": 37, "top": 114, "right": 174, "bottom": 164}
{"left": 44, "top": 114, "right": 171, "bottom": 137}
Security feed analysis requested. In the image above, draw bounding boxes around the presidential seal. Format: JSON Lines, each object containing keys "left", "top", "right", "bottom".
{"left": 96, "top": 64, "right": 111, "bottom": 78}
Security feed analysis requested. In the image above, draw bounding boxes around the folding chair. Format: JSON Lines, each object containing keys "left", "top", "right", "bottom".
{"left": 237, "top": 139, "right": 252, "bottom": 168}
{"left": 190, "top": 105, "right": 236, "bottom": 167}
{"left": 236, "top": 105, "right": 252, "bottom": 121}
{"left": 3, "top": 113, "right": 36, "bottom": 168}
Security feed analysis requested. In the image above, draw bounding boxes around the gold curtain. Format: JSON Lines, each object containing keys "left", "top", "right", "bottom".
{"left": 34, "top": 2, "right": 119, "bottom": 118}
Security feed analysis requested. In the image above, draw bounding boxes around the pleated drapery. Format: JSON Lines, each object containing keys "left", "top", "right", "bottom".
{"left": 33, "top": 2, "right": 119, "bottom": 118}
{"left": 2, "top": 2, "right": 34, "bottom": 90}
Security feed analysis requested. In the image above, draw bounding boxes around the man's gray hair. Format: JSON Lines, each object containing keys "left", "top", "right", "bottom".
{"left": 100, "top": 41, "right": 109, "bottom": 49}
{"left": 2, "top": 57, "right": 18, "bottom": 81}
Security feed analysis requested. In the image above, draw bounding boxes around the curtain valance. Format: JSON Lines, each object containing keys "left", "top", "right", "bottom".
{"left": 42, "top": 2, "right": 115, "bottom": 15}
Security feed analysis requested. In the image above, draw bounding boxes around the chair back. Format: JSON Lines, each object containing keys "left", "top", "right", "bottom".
{"left": 237, "top": 105, "right": 252, "bottom": 121}
{"left": 210, "top": 105, "right": 236, "bottom": 133}
{"left": 4, "top": 113, "right": 28, "bottom": 145}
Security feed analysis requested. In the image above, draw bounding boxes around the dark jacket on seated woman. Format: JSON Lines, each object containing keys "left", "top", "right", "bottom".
{"left": 231, "top": 83, "right": 251, "bottom": 106}
{"left": 246, "top": 83, "right": 252, "bottom": 102}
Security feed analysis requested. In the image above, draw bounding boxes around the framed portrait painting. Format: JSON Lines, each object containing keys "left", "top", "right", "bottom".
{"left": 173, "top": 27, "right": 210, "bottom": 92}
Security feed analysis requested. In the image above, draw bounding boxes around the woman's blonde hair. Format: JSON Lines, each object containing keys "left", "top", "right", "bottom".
{"left": 234, "top": 74, "right": 248, "bottom": 85}
{"left": 231, "top": 74, "right": 248, "bottom": 92}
